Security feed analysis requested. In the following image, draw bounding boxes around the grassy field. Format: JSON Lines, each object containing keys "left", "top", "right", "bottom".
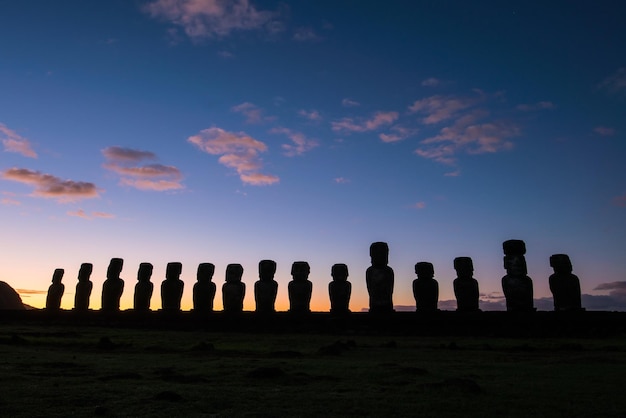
{"left": 1, "top": 324, "right": 625, "bottom": 417}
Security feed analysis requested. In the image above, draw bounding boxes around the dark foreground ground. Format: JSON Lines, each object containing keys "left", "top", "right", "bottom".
{"left": 1, "top": 311, "right": 625, "bottom": 417}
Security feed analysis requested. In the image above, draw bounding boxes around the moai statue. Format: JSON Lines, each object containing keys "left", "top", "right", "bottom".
{"left": 102, "top": 258, "right": 124, "bottom": 312}
{"left": 412, "top": 262, "right": 439, "bottom": 312}
{"left": 288, "top": 261, "right": 313, "bottom": 314}
{"left": 133, "top": 263, "right": 154, "bottom": 311}
{"left": 161, "top": 262, "right": 184, "bottom": 312}
{"left": 549, "top": 254, "right": 582, "bottom": 311}
{"left": 254, "top": 260, "right": 278, "bottom": 313}
{"left": 366, "top": 242, "right": 394, "bottom": 313}
{"left": 222, "top": 263, "right": 245, "bottom": 313}
{"left": 329, "top": 263, "right": 351, "bottom": 314}
{"left": 453, "top": 257, "right": 480, "bottom": 312}
{"left": 501, "top": 240, "right": 534, "bottom": 312}
{"left": 74, "top": 263, "right": 93, "bottom": 311}
{"left": 193, "top": 263, "right": 216, "bottom": 312}
{"left": 45, "top": 268, "right": 65, "bottom": 310}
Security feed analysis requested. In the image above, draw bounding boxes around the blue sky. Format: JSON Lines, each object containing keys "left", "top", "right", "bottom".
{"left": 1, "top": 0, "right": 625, "bottom": 311}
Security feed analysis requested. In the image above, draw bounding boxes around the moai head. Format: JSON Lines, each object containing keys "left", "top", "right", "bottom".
{"left": 503, "top": 239, "right": 526, "bottom": 256}
{"left": 415, "top": 262, "right": 434, "bottom": 279}
{"left": 550, "top": 254, "right": 572, "bottom": 274}
{"left": 503, "top": 255, "right": 527, "bottom": 276}
{"left": 454, "top": 257, "right": 473, "bottom": 279}
{"left": 166, "top": 262, "right": 182, "bottom": 280}
{"left": 197, "top": 263, "right": 215, "bottom": 282}
{"left": 107, "top": 258, "right": 124, "bottom": 279}
{"left": 78, "top": 263, "right": 93, "bottom": 282}
{"left": 331, "top": 264, "right": 349, "bottom": 282}
{"left": 291, "top": 261, "right": 310, "bottom": 282}
{"left": 370, "top": 242, "right": 389, "bottom": 267}
{"left": 226, "top": 264, "right": 244, "bottom": 282}
{"left": 52, "top": 268, "right": 64, "bottom": 284}
{"left": 259, "top": 260, "right": 277, "bottom": 282}
{"left": 137, "top": 263, "right": 153, "bottom": 282}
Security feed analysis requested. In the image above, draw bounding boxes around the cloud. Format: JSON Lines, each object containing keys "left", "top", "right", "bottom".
{"left": 102, "top": 146, "right": 184, "bottom": 191}
{"left": 331, "top": 111, "right": 399, "bottom": 133}
{"left": 341, "top": 98, "right": 360, "bottom": 107}
{"left": 293, "top": 27, "right": 320, "bottom": 41}
{"left": 408, "top": 95, "right": 479, "bottom": 125}
{"left": 1, "top": 168, "right": 100, "bottom": 202}
{"left": 1, "top": 197, "right": 21, "bottom": 205}
{"left": 188, "top": 126, "right": 278, "bottom": 185}
{"left": 68, "top": 209, "right": 115, "bottom": 219}
{"left": 378, "top": 126, "right": 417, "bottom": 143}
{"left": 597, "top": 67, "right": 626, "bottom": 95}
{"left": 298, "top": 109, "right": 322, "bottom": 121}
{"left": 270, "top": 127, "right": 318, "bottom": 157}
{"left": 334, "top": 177, "right": 350, "bottom": 184}
{"left": 594, "top": 126, "right": 616, "bottom": 136}
{"left": 144, "top": 0, "right": 278, "bottom": 39}
{"left": 516, "top": 101, "right": 555, "bottom": 111}
{"left": 613, "top": 194, "right": 626, "bottom": 207}
{"left": 412, "top": 202, "right": 426, "bottom": 209}
{"left": 1, "top": 123, "right": 37, "bottom": 158}
{"left": 421, "top": 77, "right": 441, "bottom": 87}
{"left": 231, "top": 102, "right": 269, "bottom": 124}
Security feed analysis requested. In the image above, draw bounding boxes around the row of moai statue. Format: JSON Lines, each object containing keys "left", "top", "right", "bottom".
{"left": 45, "top": 240, "right": 583, "bottom": 314}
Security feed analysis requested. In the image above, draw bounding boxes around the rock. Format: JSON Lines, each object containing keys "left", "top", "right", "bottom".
{"left": 0, "top": 281, "right": 25, "bottom": 310}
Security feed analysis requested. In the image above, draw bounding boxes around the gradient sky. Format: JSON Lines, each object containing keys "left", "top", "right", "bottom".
{"left": 1, "top": 0, "right": 625, "bottom": 311}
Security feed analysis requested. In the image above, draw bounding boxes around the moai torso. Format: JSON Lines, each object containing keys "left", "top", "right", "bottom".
{"left": 133, "top": 262, "right": 154, "bottom": 311}
{"left": 161, "top": 262, "right": 184, "bottom": 312}
{"left": 549, "top": 254, "right": 582, "bottom": 311}
{"left": 412, "top": 262, "right": 438, "bottom": 312}
{"left": 453, "top": 257, "right": 480, "bottom": 312}
{"left": 288, "top": 261, "right": 312, "bottom": 313}
{"left": 46, "top": 268, "right": 65, "bottom": 310}
{"left": 255, "top": 260, "right": 278, "bottom": 313}
{"left": 102, "top": 258, "right": 124, "bottom": 312}
{"left": 74, "top": 263, "right": 93, "bottom": 311}
{"left": 366, "top": 242, "right": 394, "bottom": 313}
{"left": 222, "top": 263, "right": 245, "bottom": 313}
{"left": 501, "top": 240, "right": 534, "bottom": 312}
{"left": 329, "top": 263, "right": 351, "bottom": 314}
{"left": 193, "top": 263, "right": 216, "bottom": 312}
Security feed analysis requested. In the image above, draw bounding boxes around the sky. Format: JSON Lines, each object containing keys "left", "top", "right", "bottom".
{"left": 1, "top": 0, "right": 625, "bottom": 312}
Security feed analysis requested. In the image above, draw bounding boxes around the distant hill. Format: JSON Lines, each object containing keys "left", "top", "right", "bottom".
{"left": 0, "top": 281, "right": 26, "bottom": 310}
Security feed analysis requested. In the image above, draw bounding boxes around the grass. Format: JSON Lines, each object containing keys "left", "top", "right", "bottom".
{"left": 1, "top": 325, "right": 625, "bottom": 417}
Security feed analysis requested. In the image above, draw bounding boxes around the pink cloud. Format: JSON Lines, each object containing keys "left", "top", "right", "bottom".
{"left": 293, "top": 27, "right": 320, "bottom": 41}
{"left": 334, "top": 177, "right": 350, "bottom": 184}
{"left": 421, "top": 77, "right": 440, "bottom": 87}
{"left": 1, "top": 123, "right": 37, "bottom": 158}
{"left": 188, "top": 126, "right": 279, "bottom": 185}
{"left": 597, "top": 67, "right": 626, "bottom": 95}
{"left": 102, "top": 146, "right": 184, "bottom": 191}
{"left": 270, "top": 127, "right": 318, "bottom": 156}
{"left": 341, "top": 98, "right": 360, "bottom": 107}
{"left": 516, "top": 101, "right": 555, "bottom": 111}
{"left": 1, "top": 168, "right": 100, "bottom": 202}
{"left": 68, "top": 209, "right": 115, "bottom": 219}
{"left": 144, "top": 0, "right": 278, "bottom": 39}
{"left": 378, "top": 126, "right": 417, "bottom": 143}
{"left": 1, "top": 197, "right": 21, "bottom": 205}
{"left": 613, "top": 194, "right": 626, "bottom": 207}
{"left": 67, "top": 209, "right": 89, "bottom": 219}
{"left": 231, "top": 102, "right": 268, "bottom": 124}
{"left": 331, "top": 111, "right": 399, "bottom": 133}
{"left": 412, "top": 202, "right": 426, "bottom": 209}
{"left": 298, "top": 109, "right": 322, "bottom": 121}
{"left": 594, "top": 126, "right": 616, "bottom": 136}
{"left": 408, "top": 95, "right": 479, "bottom": 125}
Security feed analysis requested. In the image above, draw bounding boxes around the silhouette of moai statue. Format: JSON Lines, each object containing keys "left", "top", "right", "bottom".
{"left": 74, "top": 263, "right": 93, "bottom": 311}
{"left": 161, "top": 262, "right": 184, "bottom": 312}
{"left": 102, "top": 258, "right": 124, "bottom": 312}
{"left": 453, "top": 257, "right": 480, "bottom": 312}
{"left": 255, "top": 260, "right": 278, "bottom": 313}
{"left": 222, "top": 263, "right": 245, "bottom": 313}
{"left": 193, "top": 263, "right": 216, "bottom": 312}
{"left": 549, "top": 254, "right": 582, "bottom": 311}
{"left": 329, "top": 263, "right": 351, "bottom": 314}
{"left": 133, "top": 263, "right": 154, "bottom": 312}
{"left": 412, "top": 262, "right": 439, "bottom": 312}
{"left": 45, "top": 268, "right": 65, "bottom": 310}
{"left": 501, "top": 240, "right": 534, "bottom": 312}
{"left": 366, "top": 242, "right": 394, "bottom": 313}
{"left": 288, "top": 261, "right": 313, "bottom": 314}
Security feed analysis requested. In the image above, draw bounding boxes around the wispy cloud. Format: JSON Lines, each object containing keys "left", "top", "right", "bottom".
{"left": 334, "top": 177, "right": 350, "bottom": 184}
{"left": 102, "top": 146, "right": 184, "bottom": 191}
{"left": 594, "top": 126, "right": 616, "bottom": 136}
{"left": 1, "top": 168, "right": 100, "bottom": 202}
{"left": 231, "top": 102, "right": 270, "bottom": 124}
{"left": 67, "top": 209, "right": 115, "bottom": 219}
{"left": 270, "top": 127, "right": 318, "bottom": 157}
{"left": 331, "top": 111, "right": 399, "bottom": 133}
{"left": 412, "top": 201, "right": 426, "bottom": 209}
{"left": 516, "top": 101, "right": 555, "bottom": 111}
{"left": 144, "top": 0, "right": 278, "bottom": 39}
{"left": 1, "top": 123, "right": 37, "bottom": 158}
{"left": 408, "top": 94, "right": 480, "bottom": 125}
{"left": 298, "top": 109, "right": 322, "bottom": 122}
{"left": 188, "top": 126, "right": 279, "bottom": 185}
{"left": 613, "top": 194, "right": 626, "bottom": 207}
{"left": 421, "top": 77, "right": 441, "bottom": 87}
{"left": 1, "top": 197, "right": 21, "bottom": 205}
{"left": 293, "top": 27, "right": 320, "bottom": 41}
{"left": 379, "top": 126, "right": 417, "bottom": 143}
{"left": 597, "top": 67, "right": 626, "bottom": 95}
{"left": 341, "top": 98, "right": 360, "bottom": 107}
